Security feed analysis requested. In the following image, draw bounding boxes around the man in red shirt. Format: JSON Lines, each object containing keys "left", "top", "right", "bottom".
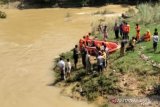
{"left": 135, "top": 24, "right": 140, "bottom": 41}
{"left": 122, "top": 22, "right": 130, "bottom": 39}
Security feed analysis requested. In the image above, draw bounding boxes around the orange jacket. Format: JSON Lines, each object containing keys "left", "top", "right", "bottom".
{"left": 136, "top": 26, "right": 140, "bottom": 39}
{"left": 85, "top": 35, "right": 90, "bottom": 41}
{"left": 123, "top": 24, "right": 130, "bottom": 33}
{"left": 79, "top": 39, "right": 86, "bottom": 48}
{"left": 136, "top": 32, "right": 140, "bottom": 40}
{"left": 144, "top": 32, "right": 151, "bottom": 41}
{"left": 135, "top": 26, "right": 140, "bottom": 32}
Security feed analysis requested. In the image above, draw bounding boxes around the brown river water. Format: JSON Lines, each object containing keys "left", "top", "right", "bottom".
{"left": 0, "top": 5, "right": 129, "bottom": 107}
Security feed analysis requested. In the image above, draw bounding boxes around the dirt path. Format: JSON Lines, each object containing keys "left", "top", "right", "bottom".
{"left": 0, "top": 5, "right": 130, "bottom": 107}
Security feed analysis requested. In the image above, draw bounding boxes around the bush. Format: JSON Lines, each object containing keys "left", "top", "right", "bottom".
{"left": 133, "top": 3, "right": 160, "bottom": 24}
{"left": 0, "top": 0, "right": 8, "bottom": 4}
{"left": 93, "top": 8, "right": 114, "bottom": 15}
{"left": 98, "top": 75, "right": 119, "bottom": 95}
{"left": 0, "top": 11, "right": 7, "bottom": 19}
{"left": 101, "top": 103, "right": 109, "bottom": 107}
{"left": 82, "top": 79, "right": 99, "bottom": 101}
{"left": 81, "top": 75, "right": 119, "bottom": 101}
{"left": 125, "top": 7, "right": 136, "bottom": 17}
{"left": 70, "top": 70, "right": 86, "bottom": 82}
{"left": 152, "top": 84, "right": 160, "bottom": 95}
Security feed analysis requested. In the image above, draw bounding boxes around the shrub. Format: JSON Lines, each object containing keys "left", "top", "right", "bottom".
{"left": 152, "top": 84, "right": 160, "bottom": 95}
{"left": 59, "top": 51, "right": 73, "bottom": 60}
{"left": 101, "top": 103, "right": 109, "bottom": 107}
{"left": 133, "top": 3, "right": 160, "bottom": 24}
{"left": 65, "top": 12, "right": 71, "bottom": 18}
{"left": 98, "top": 75, "right": 119, "bottom": 95}
{"left": 125, "top": 7, "right": 136, "bottom": 17}
{"left": 0, "top": 0, "right": 8, "bottom": 4}
{"left": 81, "top": 75, "right": 120, "bottom": 101}
{"left": 82, "top": 79, "right": 99, "bottom": 101}
{"left": 0, "top": 11, "right": 7, "bottom": 19}
{"left": 93, "top": 8, "right": 114, "bottom": 15}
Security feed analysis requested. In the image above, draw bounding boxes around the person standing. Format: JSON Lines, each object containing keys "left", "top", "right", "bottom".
{"left": 100, "top": 42, "right": 105, "bottom": 51}
{"left": 153, "top": 31, "right": 159, "bottom": 53}
{"left": 97, "top": 52, "right": 104, "bottom": 73}
{"left": 98, "top": 24, "right": 102, "bottom": 34}
{"left": 73, "top": 45, "right": 79, "bottom": 69}
{"left": 120, "top": 39, "right": 128, "bottom": 56}
{"left": 85, "top": 51, "right": 91, "bottom": 74}
{"left": 57, "top": 57, "right": 66, "bottom": 80}
{"left": 66, "top": 59, "right": 71, "bottom": 78}
{"left": 104, "top": 45, "right": 109, "bottom": 68}
{"left": 135, "top": 23, "right": 140, "bottom": 41}
{"left": 119, "top": 21, "right": 124, "bottom": 38}
{"left": 103, "top": 25, "right": 108, "bottom": 40}
{"left": 155, "top": 28, "right": 158, "bottom": 34}
{"left": 81, "top": 45, "right": 87, "bottom": 68}
{"left": 120, "top": 40, "right": 125, "bottom": 56}
{"left": 123, "top": 22, "right": 130, "bottom": 39}
{"left": 114, "top": 23, "right": 119, "bottom": 39}
{"left": 102, "top": 50, "right": 107, "bottom": 68}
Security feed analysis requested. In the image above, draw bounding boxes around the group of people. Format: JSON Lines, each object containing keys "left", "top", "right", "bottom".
{"left": 74, "top": 35, "right": 109, "bottom": 74}
{"left": 55, "top": 33, "right": 110, "bottom": 80}
{"left": 54, "top": 57, "right": 71, "bottom": 80}
{"left": 98, "top": 24, "right": 109, "bottom": 40}
{"left": 112, "top": 21, "right": 159, "bottom": 55}
{"left": 114, "top": 21, "right": 130, "bottom": 40}
{"left": 113, "top": 21, "right": 152, "bottom": 41}
{"left": 55, "top": 21, "right": 159, "bottom": 80}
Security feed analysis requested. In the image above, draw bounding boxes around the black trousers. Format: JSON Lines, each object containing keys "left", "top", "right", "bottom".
{"left": 120, "top": 30, "right": 123, "bottom": 38}
{"left": 82, "top": 56, "right": 86, "bottom": 68}
{"left": 115, "top": 30, "right": 119, "bottom": 39}
{"left": 153, "top": 42, "right": 158, "bottom": 50}
{"left": 98, "top": 65, "right": 103, "bottom": 73}
{"left": 123, "top": 32, "right": 129, "bottom": 39}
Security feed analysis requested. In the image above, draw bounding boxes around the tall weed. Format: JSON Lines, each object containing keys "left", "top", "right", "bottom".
{"left": 134, "top": 3, "right": 160, "bottom": 24}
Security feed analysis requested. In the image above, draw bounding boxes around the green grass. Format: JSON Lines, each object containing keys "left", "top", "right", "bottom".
{"left": 128, "top": 22, "right": 160, "bottom": 63}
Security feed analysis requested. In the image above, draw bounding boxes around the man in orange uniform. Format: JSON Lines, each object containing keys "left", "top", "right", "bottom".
{"left": 135, "top": 24, "right": 140, "bottom": 41}
{"left": 122, "top": 22, "right": 130, "bottom": 39}
{"left": 144, "top": 30, "right": 151, "bottom": 41}
{"left": 79, "top": 36, "right": 86, "bottom": 51}
{"left": 85, "top": 32, "right": 91, "bottom": 41}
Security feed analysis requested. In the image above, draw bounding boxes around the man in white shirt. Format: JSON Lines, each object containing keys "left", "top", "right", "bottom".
{"left": 97, "top": 52, "right": 104, "bottom": 73}
{"left": 85, "top": 51, "right": 91, "bottom": 73}
{"left": 66, "top": 59, "right": 71, "bottom": 78}
{"left": 57, "top": 57, "right": 66, "bottom": 80}
{"left": 153, "top": 32, "right": 159, "bottom": 53}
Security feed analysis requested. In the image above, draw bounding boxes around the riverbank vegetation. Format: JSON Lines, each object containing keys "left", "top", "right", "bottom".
{"left": 0, "top": 11, "right": 6, "bottom": 18}
{"left": 1, "top": 0, "right": 160, "bottom": 8}
{"left": 54, "top": 3, "right": 160, "bottom": 106}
